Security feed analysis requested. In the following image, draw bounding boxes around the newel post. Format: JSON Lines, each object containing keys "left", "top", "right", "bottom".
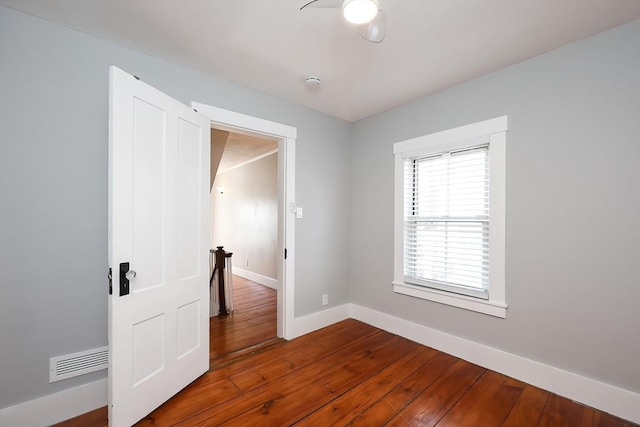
{"left": 214, "top": 246, "right": 228, "bottom": 316}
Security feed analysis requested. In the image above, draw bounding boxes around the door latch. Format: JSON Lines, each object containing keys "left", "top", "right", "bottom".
{"left": 119, "top": 262, "right": 131, "bottom": 296}
{"left": 108, "top": 268, "right": 112, "bottom": 295}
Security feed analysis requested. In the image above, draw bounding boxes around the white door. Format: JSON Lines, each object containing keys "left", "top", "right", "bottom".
{"left": 108, "top": 66, "right": 210, "bottom": 427}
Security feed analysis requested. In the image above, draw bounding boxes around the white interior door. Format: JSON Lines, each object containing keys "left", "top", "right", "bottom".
{"left": 108, "top": 66, "right": 210, "bottom": 427}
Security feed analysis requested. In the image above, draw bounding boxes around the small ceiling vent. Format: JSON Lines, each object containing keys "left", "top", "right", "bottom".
{"left": 49, "top": 346, "right": 108, "bottom": 383}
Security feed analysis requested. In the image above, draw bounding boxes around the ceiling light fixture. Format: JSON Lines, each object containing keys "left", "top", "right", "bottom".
{"left": 342, "top": 0, "right": 378, "bottom": 25}
{"left": 359, "top": 9, "right": 386, "bottom": 43}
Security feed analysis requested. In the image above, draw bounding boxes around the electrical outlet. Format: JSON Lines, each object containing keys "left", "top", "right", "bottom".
{"left": 322, "top": 294, "right": 328, "bottom": 306}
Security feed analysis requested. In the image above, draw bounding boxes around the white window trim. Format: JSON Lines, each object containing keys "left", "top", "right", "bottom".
{"left": 393, "top": 116, "right": 508, "bottom": 318}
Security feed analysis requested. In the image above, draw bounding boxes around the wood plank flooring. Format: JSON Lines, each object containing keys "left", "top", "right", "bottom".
{"left": 209, "top": 275, "right": 278, "bottom": 365}
{"left": 57, "top": 292, "right": 637, "bottom": 426}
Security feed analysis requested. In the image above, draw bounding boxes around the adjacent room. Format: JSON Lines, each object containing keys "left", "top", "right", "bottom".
{"left": 208, "top": 129, "right": 280, "bottom": 362}
{"left": 0, "top": 1, "right": 638, "bottom": 426}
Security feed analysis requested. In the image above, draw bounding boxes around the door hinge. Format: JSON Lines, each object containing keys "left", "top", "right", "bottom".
{"left": 108, "top": 268, "right": 112, "bottom": 295}
{"left": 284, "top": 248, "right": 288, "bottom": 260}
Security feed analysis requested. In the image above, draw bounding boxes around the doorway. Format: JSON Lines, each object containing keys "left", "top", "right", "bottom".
{"left": 193, "top": 101, "right": 297, "bottom": 343}
{"left": 209, "top": 130, "right": 280, "bottom": 363}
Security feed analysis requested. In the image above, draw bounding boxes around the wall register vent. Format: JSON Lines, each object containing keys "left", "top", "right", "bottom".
{"left": 49, "top": 346, "right": 108, "bottom": 382}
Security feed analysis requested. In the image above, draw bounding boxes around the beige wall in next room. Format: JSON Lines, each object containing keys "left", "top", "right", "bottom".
{"left": 210, "top": 152, "right": 278, "bottom": 280}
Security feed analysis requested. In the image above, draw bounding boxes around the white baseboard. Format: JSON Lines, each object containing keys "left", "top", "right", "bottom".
{"left": 349, "top": 303, "right": 640, "bottom": 424}
{"left": 233, "top": 267, "right": 277, "bottom": 289}
{"left": 289, "top": 304, "right": 351, "bottom": 339}
{"left": 0, "top": 378, "right": 107, "bottom": 427}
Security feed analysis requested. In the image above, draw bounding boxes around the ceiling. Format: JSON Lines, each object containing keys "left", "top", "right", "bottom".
{"left": 218, "top": 131, "right": 278, "bottom": 173}
{"left": 2, "top": 0, "right": 638, "bottom": 122}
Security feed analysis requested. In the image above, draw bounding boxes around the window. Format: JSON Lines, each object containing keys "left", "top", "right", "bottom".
{"left": 393, "top": 116, "right": 507, "bottom": 318}
{"left": 404, "top": 144, "right": 490, "bottom": 298}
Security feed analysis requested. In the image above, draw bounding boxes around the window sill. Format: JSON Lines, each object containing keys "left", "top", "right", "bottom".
{"left": 392, "top": 281, "right": 507, "bottom": 318}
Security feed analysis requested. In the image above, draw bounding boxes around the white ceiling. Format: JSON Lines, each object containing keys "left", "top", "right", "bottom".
{"left": 2, "top": 0, "right": 638, "bottom": 122}
{"left": 218, "top": 131, "right": 278, "bottom": 173}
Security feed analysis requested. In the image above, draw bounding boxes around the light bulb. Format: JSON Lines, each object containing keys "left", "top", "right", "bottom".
{"left": 343, "top": 0, "right": 378, "bottom": 25}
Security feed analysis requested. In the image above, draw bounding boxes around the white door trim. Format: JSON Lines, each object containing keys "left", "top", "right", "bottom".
{"left": 192, "top": 102, "right": 296, "bottom": 340}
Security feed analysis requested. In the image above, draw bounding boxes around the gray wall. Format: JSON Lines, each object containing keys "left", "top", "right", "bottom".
{"left": 350, "top": 20, "right": 640, "bottom": 393}
{"left": 211, "top": 153, "right": 278, "bottom": 280}
{"left": 0, "top": 6, "right": 351, "bottom": 408}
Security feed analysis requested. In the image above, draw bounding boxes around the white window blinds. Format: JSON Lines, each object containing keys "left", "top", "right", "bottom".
{"left": 403, "top": 144, "right": 490, "bottom": 299}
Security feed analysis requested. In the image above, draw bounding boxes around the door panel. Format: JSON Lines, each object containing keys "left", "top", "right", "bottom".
{"left": 108, "top": 66, "right": 210, "bottom": 427}
{"left": 176, "top": 300, "right": 201, "bottom": 358}
{"left": 132, "top": 98, "right": 166, "bottom": 292}
{"left": 132, "top": 314, "right": 165, "bottom": 386}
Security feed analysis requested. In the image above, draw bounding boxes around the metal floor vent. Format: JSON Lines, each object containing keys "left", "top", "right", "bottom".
{"left": 49, "top": 346, "right": 108, "bottom": 383}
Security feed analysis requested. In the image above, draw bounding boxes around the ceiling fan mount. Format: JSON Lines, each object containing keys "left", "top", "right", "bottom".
{"left": 300, "top": 0, "right": 387, "bottom": 44}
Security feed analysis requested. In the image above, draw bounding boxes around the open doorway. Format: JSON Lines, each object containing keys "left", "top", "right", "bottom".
{"left": 208, "top": 130, "right": 280, "bottom": 364}
{"left": 193, "top": 101, "right": 297, "bottom": 344}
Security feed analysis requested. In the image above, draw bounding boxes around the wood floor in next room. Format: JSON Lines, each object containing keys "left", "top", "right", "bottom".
{"left": 209, "top": 274, "right": 279, "bottom": 366}
{"left": 57, "top": 319, "right": 636, "bottom": 426}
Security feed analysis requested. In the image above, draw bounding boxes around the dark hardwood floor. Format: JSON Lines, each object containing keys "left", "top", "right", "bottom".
{"left": 57, "top": 284, "right": 637, "bottom": 427}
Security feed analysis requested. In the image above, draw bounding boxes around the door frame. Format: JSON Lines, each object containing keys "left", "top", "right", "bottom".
{"left": 192, "top": 102, "right": 296, "bottom": 340}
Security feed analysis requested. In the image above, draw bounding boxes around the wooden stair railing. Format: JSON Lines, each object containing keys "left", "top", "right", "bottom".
{"left": 210, "top": 246, "right": 233, "bottom": 316}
